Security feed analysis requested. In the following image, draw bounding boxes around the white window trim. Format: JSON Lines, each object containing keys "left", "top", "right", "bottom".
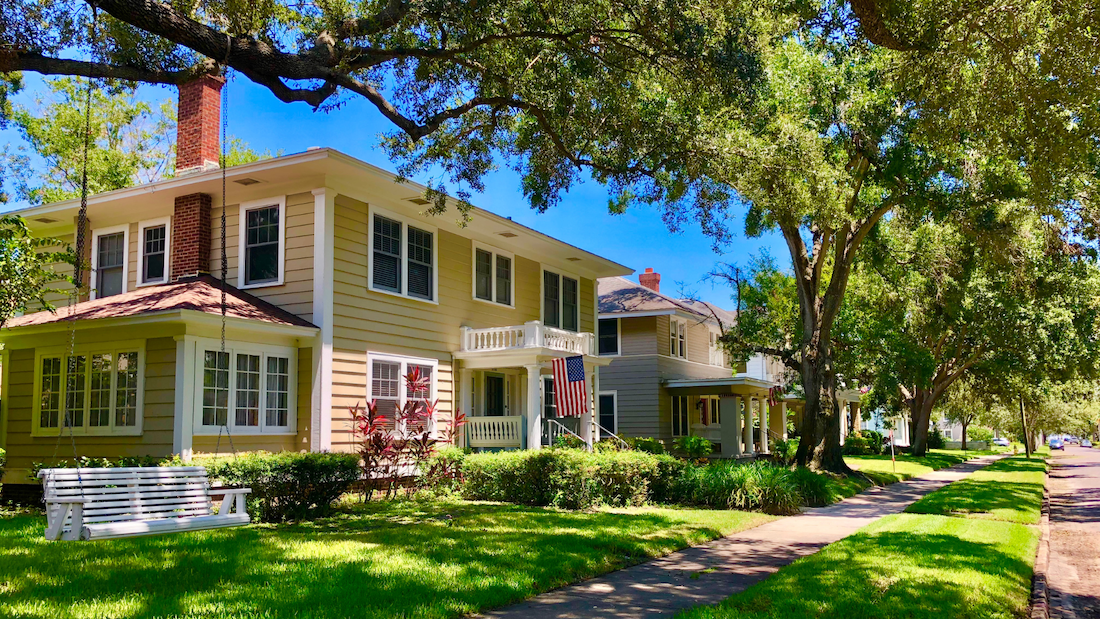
{"left": 137, "top": 217, "right": 171, "bottom": 287}
{"left": 598, "top": 390, "right": 618, "bottom": 434}
{"left": 669, "top": 317, "right": 687, "bottom": 359}
{"left": 32, "top": 340, "right": 146, "bottom": 437}
{"left": 671, "top": 395, "right": 689, "bottom": 438}
{"left": 366, "top": 351, "right": 440, "bottom": 434}
{"left": 598, "top": 317, "right": 621, "bottom": 357}
{"left": 90, "top": 224, "right": 130, "bottom": 300}
{"left": 192, "top": 338, "right": 298, "bottom": 435}
{"left": 367, "top": 205, "right": 440, "bottom": 305}
{"left": 237, "top": 195, "right": 287, "bottom": 290}
{"left": 471, "top": 242, "right": 516, "bottom": 308}
{"left": 540, "top": 266, "right": 582, "bottom": 332}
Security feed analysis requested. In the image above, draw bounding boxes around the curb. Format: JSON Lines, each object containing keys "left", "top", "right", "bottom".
{"left": 1031, "top": 471, "right": 1052, "bottom": 619}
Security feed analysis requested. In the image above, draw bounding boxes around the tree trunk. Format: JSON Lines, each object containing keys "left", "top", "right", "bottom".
{"left": 961, "top": 417, "right": 969, "bottom": 451}
{"left": 909, "top": 387, "right": 935, "bottom": 457}
{"left": 794, "top": 342, "right": 851, "bottom": 473}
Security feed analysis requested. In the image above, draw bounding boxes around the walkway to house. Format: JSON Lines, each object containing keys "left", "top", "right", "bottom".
{"left": 1048, "top": 447, "right": 1100, "bottom": 619}
{"left": 481, "top": 454, "right": 1004, "bottom": 619}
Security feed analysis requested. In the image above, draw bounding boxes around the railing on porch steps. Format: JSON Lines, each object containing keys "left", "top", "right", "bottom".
{"left": 595, "top": 423, "right": 630, "bottom": 449}
{"left": 465, "top": 416, "right": 523, "bottom": 448}
{"left": 542, "top": 417, "right": 583, "bottom": 447}
{"left": 461, "top": 321, "right": 595, "bottom": 356}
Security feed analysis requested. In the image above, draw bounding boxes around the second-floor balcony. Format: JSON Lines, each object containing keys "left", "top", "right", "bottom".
{"left": 458, "top": 321, "right": 595, "bottom": 358}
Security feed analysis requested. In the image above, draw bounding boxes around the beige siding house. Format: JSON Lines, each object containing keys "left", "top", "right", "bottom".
{"left": 0, "top": 77, "right": 630, "bottom": 499}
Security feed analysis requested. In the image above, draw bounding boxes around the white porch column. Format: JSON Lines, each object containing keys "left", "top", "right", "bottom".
{"left": 743, "top": 397, "right": 755, "bottom": 456}
{"left": 580, "top": 364, "right": 595, "bottom": 449}
{"left": 759, "top": 398, "right": 770, "bottom": 453}
{"left": 172, "top": 335, "right": 197, "bottom": 461}
{"left": 459, "top": 367, "right": 473, "bottom": 447}
{"left": 592, "top": 367, "right": 602, "bottom": 443}
{"left": 525, "top": 364, "right": 542, "bottom": 450}
{"left": 311, "top": 188, "right": 335, "bottom": 452}
{"left": 721, "top": 395, "right": 742, "bottom": 457}
{"left": 780, "top": 402, "right": 788, "bottom": 440}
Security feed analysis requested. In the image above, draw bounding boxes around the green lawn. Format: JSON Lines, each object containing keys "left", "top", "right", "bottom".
{"left": 906, "top": 455, "right": 1047, "bottom": 524}
{"left": 675, "top": 514, "right": 1038, "bottom": 619}
{"left": 825, "top": 449, "right": 993, "bottom": 501}
{"left": 0, "top": 499, "right": 774, "bottom": 619}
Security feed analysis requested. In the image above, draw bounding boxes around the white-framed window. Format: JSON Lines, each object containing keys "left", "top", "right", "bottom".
{"left": 237, "top": 196, "right": 286, "bottom": 289}
{"left": 598, "top": 391, "right": 617, "bottom": 433}
{"left": 472, "top": 243, "right": 514, "bottom": 307}
{"left": 542, "top": 268, "right": 580, "bottom": 331}
{"left": 944, "top": 428, "right": 954, "bottom": 440}
{"left": 598, "top": 318, "right": 620, "bottom": 356}
{"left": 91, "top": 224, "right": 129, "bottom": 299}
{"left": 543, "top": 376, "right": 557, "bottom": 419}
{"left": 368, "top": 206, "right": 438, "bottom": 303}
{"left": 671, "top": 395, "right": 689, "bottom": 437}
{"left": 33, "top": 342, "right": 144, "bottom": 436}
{"left": 367, "top": 352, "right": 439, "bottom": 433}
{"left": 708, "top": 328, "right": 728, "bottom": 366}
{"left": 194, "top": 340, "right": 296, "bottom": 434}
{"left": 138, "top": 217, "right": 170, "bottom": 286}
{"left": 669, "top": 317, "right": 687, "bottom": 358}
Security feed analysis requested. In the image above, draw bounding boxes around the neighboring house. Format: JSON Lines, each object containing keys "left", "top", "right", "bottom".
{"left": 0, "top": 76, "right": 630, "bottom": 499}
{"left": 597, "top": 270, "right": 863, "bottom": 457}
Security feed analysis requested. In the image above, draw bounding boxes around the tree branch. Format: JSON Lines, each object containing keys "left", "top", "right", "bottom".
{"left": 1, "top": 51, "right": 212, "bottom": 84}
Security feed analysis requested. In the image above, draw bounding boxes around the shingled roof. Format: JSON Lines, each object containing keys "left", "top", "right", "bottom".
{"left": 4, "top": 275, "right": 316, "bottom": 330}
{"left": 598, "top": 277, "right": 737, "bottom": 326}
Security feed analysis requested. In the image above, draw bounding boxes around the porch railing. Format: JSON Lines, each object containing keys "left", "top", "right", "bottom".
{"left": 461, "top": 321, "right": 594, "bottom": 356}
{"left": 465, "top": 416, "right": 523, "bottom": 448}
{"left": 595, "top": 423, "right": 630, "bottom": 449}
{"left": 543, "top": 417, "right": 583, "bottom": 447}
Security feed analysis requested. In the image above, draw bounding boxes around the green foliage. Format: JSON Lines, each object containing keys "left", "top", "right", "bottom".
{"left": 674, "top": 435, "right": 714, "bottom": 459}
{"left": 626, "top": 437, "right": 666, "bottom": 455}
{"left": 842, "top": 431, "right": 884, "bottom": 456}
{"left": 670, "top": 461, "right": 822, "bottom": 515}
{"left": 31, "top": 454, "right": 166, "bottom": 477}
{"left": 552, "top": 434, "right": 587, "bottom": 450}
{"left": 3, "top": 78, "right": 175, "bottom": 205}
{"left": 421, "top": 447, "right": 469, "bottom": 496}
{"left": 927, "top": 428, "right": 946, "bottom": 450}
{"left": 772, "top": 437, "right": 800, "bottom": 465}
{"left": 0, "top": 215, "right": 73, "bottom": 325}
{"left": 907, "top": 455, "right": 1047, "bottom": 524}
{"left": 968, "top": 427, "right": 994, "bottom": 444}
{"left": 460, "top": 449, "right": 681, "bottom": 510}
{"left": 0, "top": 447, "right": 6, "bottom": 482}
{"left": 201, "top": 451, "right": 361, "bottom": 523}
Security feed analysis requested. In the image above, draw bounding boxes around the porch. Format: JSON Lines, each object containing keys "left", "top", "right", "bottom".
{"left": 452, "top": 321, "right": 613, "bottom": 450}
{"left": 665, "top": 377, "right": 786, "bottom": 458}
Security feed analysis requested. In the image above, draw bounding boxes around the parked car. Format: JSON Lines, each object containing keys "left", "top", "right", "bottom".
{"left": 1066, "top": 436, "right": 1081, "bottom": 445}
{"left": 1083, "top": 439, "right": 1093, "bottom": 448}
{"left": 1050, "top": 437, "right": 1065, "bottom": 450}
{"left": 993, "top": 437, "right": 1011, "bottom": 447}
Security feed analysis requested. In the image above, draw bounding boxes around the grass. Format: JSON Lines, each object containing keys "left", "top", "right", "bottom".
{"left": 906, "top": 455, "right": 1048, "bottom": 524}
{"left": 0, "top": 499, "right": 775, "bottom": 619}
{"left": 824, "top": 448, "right": 994, "bottom": 502}
{"left": 676, "top": 449, "right": 1044, "bottom": 619}
{"left": 674, "top": 513, "right": 1039, "bottom": 619}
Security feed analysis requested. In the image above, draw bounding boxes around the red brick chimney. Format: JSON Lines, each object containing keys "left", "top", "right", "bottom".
{"left": 176, "top": 75, "right": 224, "bottom": 176}
{"left": 639, "top": 267, "right": 660, "bottom": 293}
{"left": 170, "top": 193, "right": 212, "bottom": 281}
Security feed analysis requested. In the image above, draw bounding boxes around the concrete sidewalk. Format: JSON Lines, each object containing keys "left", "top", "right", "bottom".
{"left": 480, "top": 454, "right": 1003, "bottom": 619}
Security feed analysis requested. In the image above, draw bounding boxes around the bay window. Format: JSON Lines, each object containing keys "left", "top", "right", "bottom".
{"left": 34, "top": 345, "right": 142, "bottom": 435}
{"left": 196, "top": 343, "right": 295, "bottom": 434}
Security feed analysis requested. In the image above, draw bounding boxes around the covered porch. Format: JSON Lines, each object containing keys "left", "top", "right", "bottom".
{"left": 452, "top": 321, "right": 612, "bottom": 450}
{"left": 665, "top": 377, "right": 786, "bottom": 458}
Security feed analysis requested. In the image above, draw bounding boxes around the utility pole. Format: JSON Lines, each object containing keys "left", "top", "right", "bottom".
{"left": 1019, "top": 396, "right": 1031, "bottom": 459}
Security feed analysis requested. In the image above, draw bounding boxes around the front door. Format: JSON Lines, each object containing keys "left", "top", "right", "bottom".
{"left": 485, "top": 374, "right": 506, "bottom": 416}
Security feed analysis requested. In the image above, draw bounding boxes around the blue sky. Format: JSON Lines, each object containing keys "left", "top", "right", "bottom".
{"left": 2, "top": 73, "right": 791, "bottom": 307}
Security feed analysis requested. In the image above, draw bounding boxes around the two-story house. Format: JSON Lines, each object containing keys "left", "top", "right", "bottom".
{"left": 597, "top": 271, "right": 864, "bottom": 457}
{"left": 0, "top": 75, "right": 630, "bottom": 500}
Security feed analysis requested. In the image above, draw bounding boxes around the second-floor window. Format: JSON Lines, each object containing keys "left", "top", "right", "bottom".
{"left": 544, "top": 270, "right": 579, "bottom": 331}
{"left": 93, "top": 227, "right": 127, "bottom": 298}
{"left": 669, "top": 318, "right": 687, "bottom": 358}
{"left": 473, "top": 245, "right": 513, "bottom": 306}
{"left": 370, "top": 210, "right": 436, "bottom": 302}
{"left": 242, "top": 204, "right": 281, "bottom": 286}
{"left": 598, "top": 318, "right": 619, "bottom": 355}
{"left": 139, "top": 219, "right": 169, "bottom": 285}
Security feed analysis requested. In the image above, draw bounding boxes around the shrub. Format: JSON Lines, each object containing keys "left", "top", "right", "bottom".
{"left": 773, "top": 437, "right": 799, "bottom": 465}
{"left": 674, "top": 435, "right": 713, "bottom": 459}
{"left": 553, "top": 434, "right": 587, "bottom": 449}
{"left": 31, "top": 455, "right": 165, "bottom": 477}
{"left": 203, "top": 451, "right": 361, "bottom": 523}
{"left": 842, "top": 433, "right": 872, "bottom": 455}
{"left": 862, "top": 430, "right": 885, "bottom": 454}
{"left": 422, "top": 447, "right": 469, "bottom": 495}
{"left": 968, "top": 427, "right": 994, "bottom": 443}
{"left": 788, "top": 466, "right": 831, "bottom": 507}
{"left": 670, "top": 460, "right": 803, "bottom": 515}
{"left": 0, "top": 447, "right": 5, "bottom": 481}
{"left": 628, "top": 437, "right": 666, "bottom": 455}
{"left": 461, "top": 449, "right": 675, "bottom": 509}
{"left": 927, "top": 427, "right": 946, "bottom": 449}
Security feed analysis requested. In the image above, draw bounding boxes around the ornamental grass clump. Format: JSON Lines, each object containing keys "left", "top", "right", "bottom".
{"left": 671, "top": 460, "right": 817, "bottom": 515}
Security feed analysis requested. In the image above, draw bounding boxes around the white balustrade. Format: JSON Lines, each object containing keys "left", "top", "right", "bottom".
{"left": 465, "top": 416, "right": 523, "bottom": 448}
{"left": 461, "top": 321, "right": 594, "bottom": 355}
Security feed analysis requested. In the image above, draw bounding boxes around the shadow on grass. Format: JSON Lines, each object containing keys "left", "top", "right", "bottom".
{"left": 0, "top": 501, "right": 735, "bottom": 619}
{"left": 683, "top": 516, "right": 1036, "bottom": 619}
{"left": 905, "top": 456, "right": 1046, "bottom": 524}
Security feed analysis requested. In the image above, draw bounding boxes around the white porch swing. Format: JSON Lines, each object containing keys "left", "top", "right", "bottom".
{"left": 38, "top": 17, "right": 250, "bottom": 540}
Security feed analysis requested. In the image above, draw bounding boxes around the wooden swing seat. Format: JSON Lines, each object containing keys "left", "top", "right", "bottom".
{"left": 38, "top": 466, "right": 251, "bottom": 541}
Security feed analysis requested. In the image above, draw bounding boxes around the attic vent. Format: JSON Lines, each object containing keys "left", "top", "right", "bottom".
{"left": 497, "top": 231, "right": 518, "bottom": 238}
{"left": 407, "top": 197, "right": 431, "bottom": 206}
{"left": 33, "top": 217, "right": 60, "bottom": 224}
{"left": 567, "top": 257, "right": 582, "bottom": 262}
{"left": 234, "top": 178, "right": 261, "bottom": 186}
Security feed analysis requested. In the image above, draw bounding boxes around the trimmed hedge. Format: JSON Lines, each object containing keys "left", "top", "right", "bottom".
{"left": 461, "top": 449, "right": 682, "bottom": 509}
{"left": 203, "top": 451, "right": 361, "bottom": 522}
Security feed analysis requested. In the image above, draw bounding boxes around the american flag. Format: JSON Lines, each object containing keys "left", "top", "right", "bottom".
{"left": 552, "top": 355, "right": 588, "bottom": 417}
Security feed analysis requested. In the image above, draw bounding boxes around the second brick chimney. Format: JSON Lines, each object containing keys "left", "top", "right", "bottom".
{"left": 639, "top": 267, "right": 660, "bottom": 293}
{"left": 176, "top": 75, "right": 224, "bottom": 176}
